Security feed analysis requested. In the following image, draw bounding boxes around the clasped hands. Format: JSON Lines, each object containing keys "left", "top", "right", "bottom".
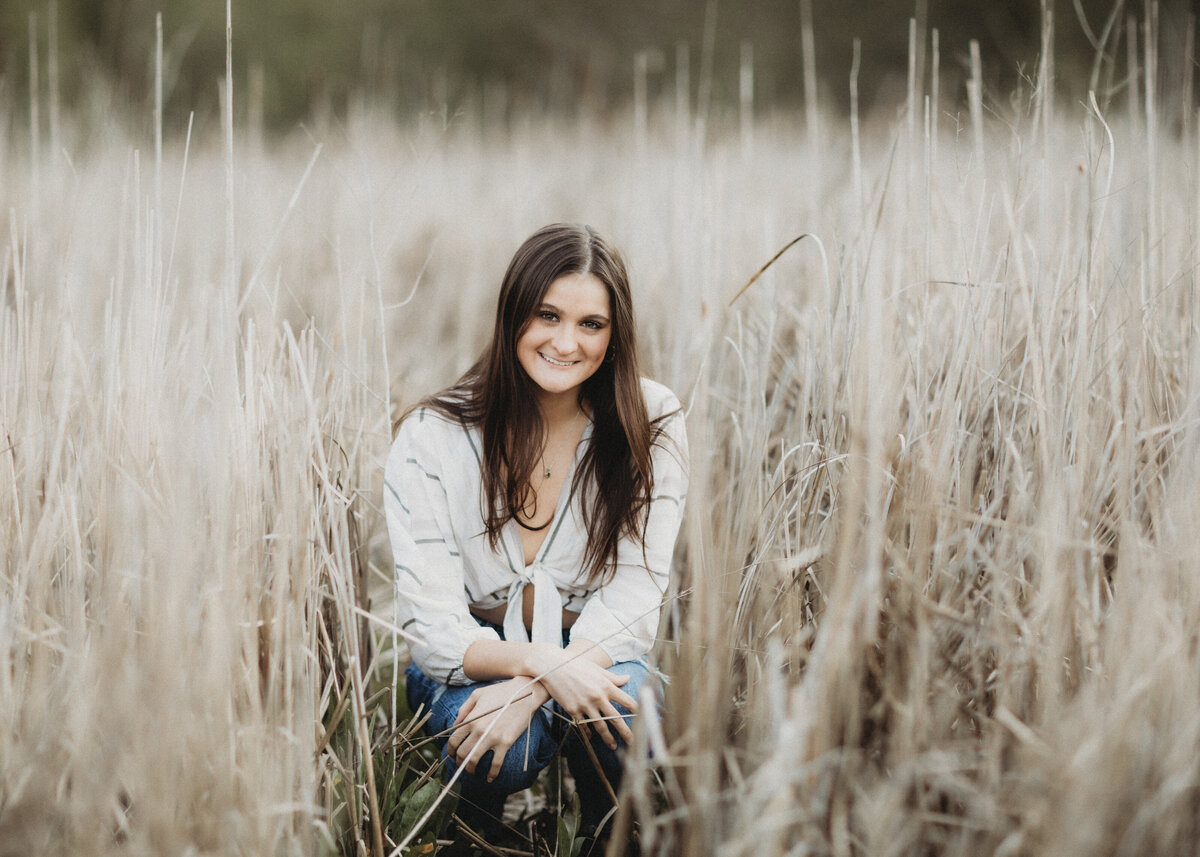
{"left": 447, "top": 643, "right": 638, "bottom": 783}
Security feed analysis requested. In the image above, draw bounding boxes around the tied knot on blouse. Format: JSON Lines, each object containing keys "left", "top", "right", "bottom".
{"left": 503, "top": 561, "right": 563, "bottom": 647}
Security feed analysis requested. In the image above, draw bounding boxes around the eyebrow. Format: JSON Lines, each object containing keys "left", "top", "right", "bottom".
{"left": 538, "top": 302, "right": 610, "bottom": 323}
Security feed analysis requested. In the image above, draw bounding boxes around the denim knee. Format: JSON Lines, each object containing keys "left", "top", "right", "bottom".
{"left": 405, "top": 661, "right": 445, "bottom": 721}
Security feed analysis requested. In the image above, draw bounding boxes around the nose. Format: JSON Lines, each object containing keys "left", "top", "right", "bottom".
{"left": 550, "top": 325, "right": 577, "bottom": 355}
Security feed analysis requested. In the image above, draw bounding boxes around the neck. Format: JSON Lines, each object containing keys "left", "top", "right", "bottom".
{"left": 537, "top": 391, "right": 586, "bottom": 428}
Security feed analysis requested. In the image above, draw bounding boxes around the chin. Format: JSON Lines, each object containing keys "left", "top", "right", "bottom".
{"left": 534, "top": 380, "right": 583, "bottom": 398}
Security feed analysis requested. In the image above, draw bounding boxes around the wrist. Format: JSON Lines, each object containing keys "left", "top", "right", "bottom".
{"left": 564, "top": 636, "right": 614, "bottom": 669}
{"left": 522, "top": 642, "right": 565, "bottom": 679}
{"left": 527, "top": 679, "right": 551, "bottom": 706}
{"left": 510, "top": 674, "right": 551, "bottom": 706}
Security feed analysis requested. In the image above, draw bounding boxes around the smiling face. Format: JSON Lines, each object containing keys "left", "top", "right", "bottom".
{"left": 515, "top": 272, "right": 612, "bottom": 408}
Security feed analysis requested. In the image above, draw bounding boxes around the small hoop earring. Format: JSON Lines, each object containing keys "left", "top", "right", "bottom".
{"left": 605, "top": 346, "right": 616, "bottom": 363}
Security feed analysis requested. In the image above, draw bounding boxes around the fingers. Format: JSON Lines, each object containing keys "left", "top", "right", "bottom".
{"left": 590, "top": 710, "right": 619, "bottom": 749}
{"left": 451, "top": 725, "right": 500, "bottom": 778}
{"left": 448, "top": 723, "right": 473, "bottom": 771}
{"left": 456, "top": 731, "right": 511, "bottom": 782}
{"left": 448, "top": 694, "right": 479, "bottom": 767}
{"left": 577, "top": 698, "right": 634, "bottom": 749}
{"left": 451, "top": 733, "right": 474, "bottom": 773}
{"left": 584, "top": 679, "right": 641, "bottom": 747}
{"left": 607, "top": 702, "right": 635, "bottom": 745}
{"left": 447, "top": 688, "right": 525, "bottom": 781}
{"left": 606, "top": 675, "right": 639, "bottom": 747}
{"left": 547, "top": 669, "right": 642, "bottom": 749}
{"left": 449, "top": 699, "right": 482, "bottom": 771}
{"left": 453, "top": 693, "right": 477, "bottom": 727}
{"left": 487, "top": 743, "right": 506, "bottom": 783}
{"left": 610, "top": 685, "right": 638, "bottom": 713}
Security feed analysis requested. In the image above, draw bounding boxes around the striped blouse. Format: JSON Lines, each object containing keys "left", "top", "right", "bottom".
{"left": 385, "top": 378, "right": 689, "bottom": 685}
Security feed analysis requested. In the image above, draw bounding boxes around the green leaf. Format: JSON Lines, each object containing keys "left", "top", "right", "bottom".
{"left": 376, "top": 752, "right": 412, "bottom": 829}
{"left": 427, "top": 785, "right": 458, "bottom": 839}
{"left": 556, "top": 792, "right": 581, "bottom": 857}
{"left": 404, "top": 829, "right": 439, "bottom": 857}
{"left": 397, "top": 779, "right": 444, "bottom": 842}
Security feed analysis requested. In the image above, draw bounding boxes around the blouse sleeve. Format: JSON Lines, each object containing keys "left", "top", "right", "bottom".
{"left": 385, "top": 410, "right": 501, "bottom": 685}
{"left": 569, "top": 387, "right": 689, "bottom": 664}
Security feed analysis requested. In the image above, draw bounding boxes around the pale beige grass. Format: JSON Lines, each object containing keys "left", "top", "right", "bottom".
{"left": 1, "top": 91, "right": 1198, "bottom": 856}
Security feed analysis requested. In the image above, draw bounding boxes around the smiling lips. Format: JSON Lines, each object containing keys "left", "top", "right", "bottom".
{"left": 538, "top": 352, "right": 578, "bottom": 367}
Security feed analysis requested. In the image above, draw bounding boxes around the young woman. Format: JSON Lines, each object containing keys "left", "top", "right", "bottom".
{"left": 384, "top": 223, "right": 688, "bottom": 837}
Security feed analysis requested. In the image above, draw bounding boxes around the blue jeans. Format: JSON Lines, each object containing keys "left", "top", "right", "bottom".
{"left": 404, "top": 629, "right": 651, "bottom": 832}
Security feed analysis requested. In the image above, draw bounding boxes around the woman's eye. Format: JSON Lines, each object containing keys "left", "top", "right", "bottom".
{"left": 582, "top": 320, "right": 601, "bottom": 330}
{"left": 538, "top": 311, "right": 558, "bottom": 322}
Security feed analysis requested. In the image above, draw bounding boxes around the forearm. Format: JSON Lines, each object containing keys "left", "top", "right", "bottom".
{"left": 462, "top": 636, "right": 612, "bottom": 684}
{"left": 458, "top": 646, "right": 553, "bottom": 711}
{"left": 461, "top": 638, "right": 553, "bottom": 683}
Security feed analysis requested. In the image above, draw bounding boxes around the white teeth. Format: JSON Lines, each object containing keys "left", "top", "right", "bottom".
{"left": 539, "top": 353, "right": 574, "bottom": 367}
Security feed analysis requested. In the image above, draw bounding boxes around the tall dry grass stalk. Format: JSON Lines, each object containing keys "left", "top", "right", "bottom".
{"left": 3, "top": 51, "right": 1200, "bottom": 857}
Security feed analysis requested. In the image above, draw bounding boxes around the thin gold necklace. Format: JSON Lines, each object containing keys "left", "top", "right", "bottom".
{"left": 538, "top": 408, "right": 586, "bottom": 480}
{"left": 517, "top": 409, "right": 586, "bottom": 531}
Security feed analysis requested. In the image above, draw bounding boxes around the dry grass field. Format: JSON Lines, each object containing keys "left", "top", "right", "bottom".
{"left": 4, "top": 40, "right": 1200, "bottom": 856}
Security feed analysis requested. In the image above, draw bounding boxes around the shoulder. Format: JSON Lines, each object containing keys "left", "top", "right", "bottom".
{"left": 639, "top": 377, "right": 684, "bottom": 422}
{"left": 389, "top": 406, "right": 477, "bottom": 463}
{"left": 639, "top": 379, "right": 688, "bottom": 465}
{"left": 395, "top": 405, "right": 461, "bottom": 438}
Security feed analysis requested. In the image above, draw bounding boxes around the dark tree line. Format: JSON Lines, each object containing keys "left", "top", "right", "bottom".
{"left": 0, "top": 0, "right": 1195, "bottom": 131}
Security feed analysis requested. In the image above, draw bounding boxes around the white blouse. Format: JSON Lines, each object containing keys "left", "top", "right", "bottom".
{"left": 385, "top": 378, "right": 689, "bottom": 685}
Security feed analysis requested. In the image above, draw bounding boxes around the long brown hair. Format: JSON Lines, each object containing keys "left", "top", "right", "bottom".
{"left": 417, "top": 223, "right": 660, "bottom": 587}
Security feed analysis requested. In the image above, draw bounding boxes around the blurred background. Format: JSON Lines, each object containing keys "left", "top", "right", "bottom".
{"left": 1, "top": 0, "right": 1196, "bottom": 135}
